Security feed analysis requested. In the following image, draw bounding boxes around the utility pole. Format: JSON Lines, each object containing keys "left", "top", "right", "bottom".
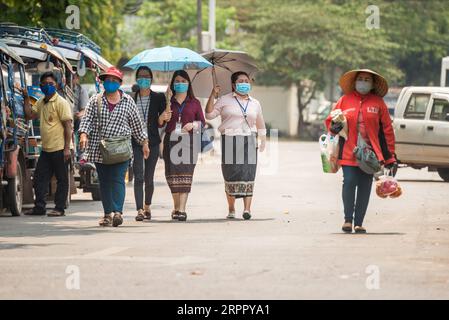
{"left": 197, "top": 0, "right": 203, "bottom": 52}
{"left": 209, "top": 0, "right": 216, "bottom": 50}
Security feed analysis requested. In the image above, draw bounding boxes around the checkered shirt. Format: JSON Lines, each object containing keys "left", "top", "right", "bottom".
{"left": 79, "top": 90, "right": 148, "bottom": 163}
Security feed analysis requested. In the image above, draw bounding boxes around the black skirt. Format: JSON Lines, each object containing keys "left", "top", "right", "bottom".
{"left": 221, "top": 134, "right": 258, "bottom": 198}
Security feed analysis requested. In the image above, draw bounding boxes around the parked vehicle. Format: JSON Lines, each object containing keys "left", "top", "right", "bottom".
{"left": 0, "top": 24, "right": 76, "bottom": 208}
{"left": 0, "top": 41, "right": 34, "bottom": 215}
{"left": 393, "top": 86, "right": 449, "bottom": 182}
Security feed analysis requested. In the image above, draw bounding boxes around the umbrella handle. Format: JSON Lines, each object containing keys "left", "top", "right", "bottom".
{"left": 212, "top": 67, "right": 218, "bottom": 99}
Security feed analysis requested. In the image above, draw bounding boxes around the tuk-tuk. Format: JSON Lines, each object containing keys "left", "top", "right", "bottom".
{"left": 0, "top": 24, "right": 76, "bottom": 211}
{"left": 0, "top": 41, "right": 33, "bottom": 215}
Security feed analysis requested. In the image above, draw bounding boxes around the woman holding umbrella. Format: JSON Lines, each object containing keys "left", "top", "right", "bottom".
{"left": 159, "top": 70, "right": 205, "bottom": 221}
{"left": 205, "top": 71, "right": 266, "bottom": 220}
{"left": 325, "top": 69, "right": 397, "bottom": 234}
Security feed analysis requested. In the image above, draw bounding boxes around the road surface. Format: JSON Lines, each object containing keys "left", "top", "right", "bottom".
{"left": 1, "top": 141, "right": 448, "bottom": 299}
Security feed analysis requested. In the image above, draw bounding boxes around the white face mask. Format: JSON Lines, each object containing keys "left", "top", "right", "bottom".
{"left": 355, "top": 80, "right": 373, "bottom": 95}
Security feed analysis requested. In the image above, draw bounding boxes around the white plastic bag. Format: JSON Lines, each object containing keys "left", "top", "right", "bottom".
{"left": 319, "top": 133, "right": 340, "bottom": 173}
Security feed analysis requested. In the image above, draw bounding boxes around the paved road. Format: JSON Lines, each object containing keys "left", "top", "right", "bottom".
{"left": 1, "top": 141, "right": 449, "bottom": 299}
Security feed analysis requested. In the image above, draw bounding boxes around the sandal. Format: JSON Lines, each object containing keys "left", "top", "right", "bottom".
{"left": 47, "top": 209, "right": 65, "bottom": 217}
{"left": 177, "top": 212, "right": 187, "bottom": 221}
{"left": 144, "top": 210, "right": 152, "bottom": 220}
{"left": 227, "top": 211, "right": 236, "bottom": 219}
{"left": 99, "top": 215, "right": 112, "bottom": 227}
{"left": 242, "top": 211, "right": 251, "bottom": 220}
{"left": 135, "top": 209, "right": 145, "bottom": 222}
{"left": 354, "top": 226, "right": 367, "bottom": 234}
{"left": 342, "top": 222, "right": 353, "bottom": 233}
{"left": 112, "top": 212, "right": 123, "bottom": 227}
{"left": 171, "top": 210, "right": 180, "bottom": 220}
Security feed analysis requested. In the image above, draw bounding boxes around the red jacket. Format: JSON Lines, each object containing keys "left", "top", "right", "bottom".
{"left": 325, "top": 91, "right": 396, "bottom": 167}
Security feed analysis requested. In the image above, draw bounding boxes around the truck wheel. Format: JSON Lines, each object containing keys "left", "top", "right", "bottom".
{"left": 91, "top": 189, "right": 101, "bottom": 201}
{"left": 7, "top": 163, "right": 24, "bottom": 216}
{"left": 437, "top": 168, "right": 449, "bottom": 182}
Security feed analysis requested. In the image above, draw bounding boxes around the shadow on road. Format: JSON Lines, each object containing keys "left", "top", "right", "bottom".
{"left": 331, "top": 232, "right": 405, "bottom": 236}
{"left": 147, "top": 218, "right": 275, "bottom": 224}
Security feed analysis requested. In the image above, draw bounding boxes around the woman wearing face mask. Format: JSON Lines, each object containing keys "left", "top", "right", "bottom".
{"left": 325, "top": 69, "right": 396, "bottom": 233}
{"left": 131, "top": 66, "right": 168, "bottom": 221}
{"left": 205, "top": 71, "right": 266, "bottom": 220}
{"left": 159, "top": 70, "right": 205, "bottom": 221}
{"left": 79, "top": 67, "right": 149, "bottom": 227}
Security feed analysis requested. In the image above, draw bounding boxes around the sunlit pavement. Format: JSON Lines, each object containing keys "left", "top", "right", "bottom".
{"left": 1, "top": 141, "right": 449, "bottom": 299}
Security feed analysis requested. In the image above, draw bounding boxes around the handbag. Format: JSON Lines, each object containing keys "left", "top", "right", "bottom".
{"left": 96, "top": 93, "right": 132, "bottom": 165}
{"left": 353, "top": 109, "right": 381, "bottom": 174}
{"left": 200, "top": 124, "right": 214, "bottom": 153}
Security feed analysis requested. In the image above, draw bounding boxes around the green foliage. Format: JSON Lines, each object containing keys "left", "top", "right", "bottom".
{"left": 123, "top": 0, "right": 239, "bottom": 55}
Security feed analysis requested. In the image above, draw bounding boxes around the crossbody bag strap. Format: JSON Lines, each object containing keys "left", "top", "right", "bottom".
{"left": 96, "top": 92, "right": 103, "bottom": 139}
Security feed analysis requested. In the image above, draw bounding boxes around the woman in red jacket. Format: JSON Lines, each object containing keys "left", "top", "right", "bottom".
{"left": 325, "top": 69, "right": 397, "bottom": 234}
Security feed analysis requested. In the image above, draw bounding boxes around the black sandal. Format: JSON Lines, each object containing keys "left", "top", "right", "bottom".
{"left": 171, "top": 210, "right": 180, "bottom": 220}
{"left": 178, "top": 212, "right": 187, "bottom": 221}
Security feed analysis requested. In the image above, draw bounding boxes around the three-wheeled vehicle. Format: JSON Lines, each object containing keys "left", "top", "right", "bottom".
{"left": 0, "top": 24, "right": 76, "bottom": 211}
{"left": 0, "top": 41, "right": 34, "bottom": 215}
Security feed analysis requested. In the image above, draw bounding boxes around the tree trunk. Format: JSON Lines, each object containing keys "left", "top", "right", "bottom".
{"left": 296, "top": 82, "right": 316, "bottom": 139}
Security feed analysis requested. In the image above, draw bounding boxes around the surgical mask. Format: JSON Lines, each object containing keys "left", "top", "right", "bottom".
{"left": 103, "top": 80, "right": 121, "bottom": 93}
{"left": 137, "top": 78, "right": 152, "bottom": 89}
{"left": 40, "top": 83, "right": 56, "bottom": 96}
{"left": 174, "top": 82, "right": 189, "bottom": 93}
{"left": 236, "top": 83, "right": 251, "bottom": 95}
{"left": 355, "top": 80, "right": 372, "bottom": 95}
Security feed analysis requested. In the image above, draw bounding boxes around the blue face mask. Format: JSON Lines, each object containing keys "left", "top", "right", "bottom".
{"left": 40, "top": 83, "right": 56, "bottom": 96}
{"left": 137, "top": 78, "right": 152, "bottom": 89}
{"left": 174, "top": 82, "right": 189, "bottom": 93}
{"left": 103, "top": 80, "right": 121, "bottom": 93}
{"left": 236, "top": 83, "right": 251, "bottom": 95}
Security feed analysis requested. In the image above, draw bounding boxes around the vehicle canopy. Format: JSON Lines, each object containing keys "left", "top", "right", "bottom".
{"left": 0, "top": 24, "right": 75, "bottom": 105}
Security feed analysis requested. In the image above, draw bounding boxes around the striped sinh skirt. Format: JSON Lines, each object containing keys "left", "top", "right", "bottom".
{"left": 163, "top": 133, "right": 198, "bottom": 194}
{"left": 221, "top": 134, "right": 258, "bottom": 198}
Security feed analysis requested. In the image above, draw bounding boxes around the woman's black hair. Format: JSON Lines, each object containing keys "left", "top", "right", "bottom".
{"left": 136, "top": 66, "right": 153, "bottom": 79}
{"left": 40, "top": 71, "right": 57, "bottom": 83}
{"left": 170, "top": 70, "right": 195, "bottom": 99}
{"left": 231, "top": 71, "right": 250, "bottom": 92}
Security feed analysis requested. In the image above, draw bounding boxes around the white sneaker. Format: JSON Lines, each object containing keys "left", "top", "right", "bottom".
{"left": 226, "top": 211, "right": 236, "bottom": 219}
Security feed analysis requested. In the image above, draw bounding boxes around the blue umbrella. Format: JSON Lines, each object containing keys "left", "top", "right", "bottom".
{"left": 124, "top": 46, "right": 213, "bottom": 71}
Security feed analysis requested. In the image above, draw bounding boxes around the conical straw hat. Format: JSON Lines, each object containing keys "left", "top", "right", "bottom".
{"left": 339, "top": 69, "right": 388, "bottom": 97}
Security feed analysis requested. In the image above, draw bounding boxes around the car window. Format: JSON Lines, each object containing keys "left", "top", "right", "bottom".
{"left": 430, "top": 99, "right": 449, "bottom": 122}
{"left": 404, "top": 94, "right": 430, "bottom": 119}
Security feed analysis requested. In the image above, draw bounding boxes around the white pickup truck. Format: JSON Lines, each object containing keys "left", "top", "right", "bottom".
{"left": 393, "top": 87, "right": 449, "bottom": 182}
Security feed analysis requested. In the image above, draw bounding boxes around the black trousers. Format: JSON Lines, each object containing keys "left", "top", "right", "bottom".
{"left": 132, "top": 141, "right": 160, "bottom": 210}
{"left": 33, "top": 150, "right": 69, "bottom": 213}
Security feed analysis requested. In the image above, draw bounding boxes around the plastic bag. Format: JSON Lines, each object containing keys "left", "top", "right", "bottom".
{"left": 375, "top": 171, "right": 402, "bottom": 199}
{"left": 319, "top": 133, "right": 340, "bottom": 173}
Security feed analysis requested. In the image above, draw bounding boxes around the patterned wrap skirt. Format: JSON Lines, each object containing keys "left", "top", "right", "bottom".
{"left": 221, "top": 134, "right": 258, "bottom": 198}
{"left": 163, "top": 133, "right": 198, "bottom": 194}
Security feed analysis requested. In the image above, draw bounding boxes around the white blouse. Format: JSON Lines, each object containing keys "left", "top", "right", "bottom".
{"left": 206, "top": 92, "right": 267, "bottom": 136}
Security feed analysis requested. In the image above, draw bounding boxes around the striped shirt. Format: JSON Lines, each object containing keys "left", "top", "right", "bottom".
{"left": 136, "top": 94, "right": 151, "bottom": 125}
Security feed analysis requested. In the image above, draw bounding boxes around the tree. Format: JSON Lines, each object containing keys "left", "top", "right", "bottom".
{"left": 0, "top": 0, "right": 140, "bottom": 63}
{"left": 243, "top": 0, "right": 401, "bottom": 138}
{"left": 122, "top": 0, "right": 239, "bottom": 55}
